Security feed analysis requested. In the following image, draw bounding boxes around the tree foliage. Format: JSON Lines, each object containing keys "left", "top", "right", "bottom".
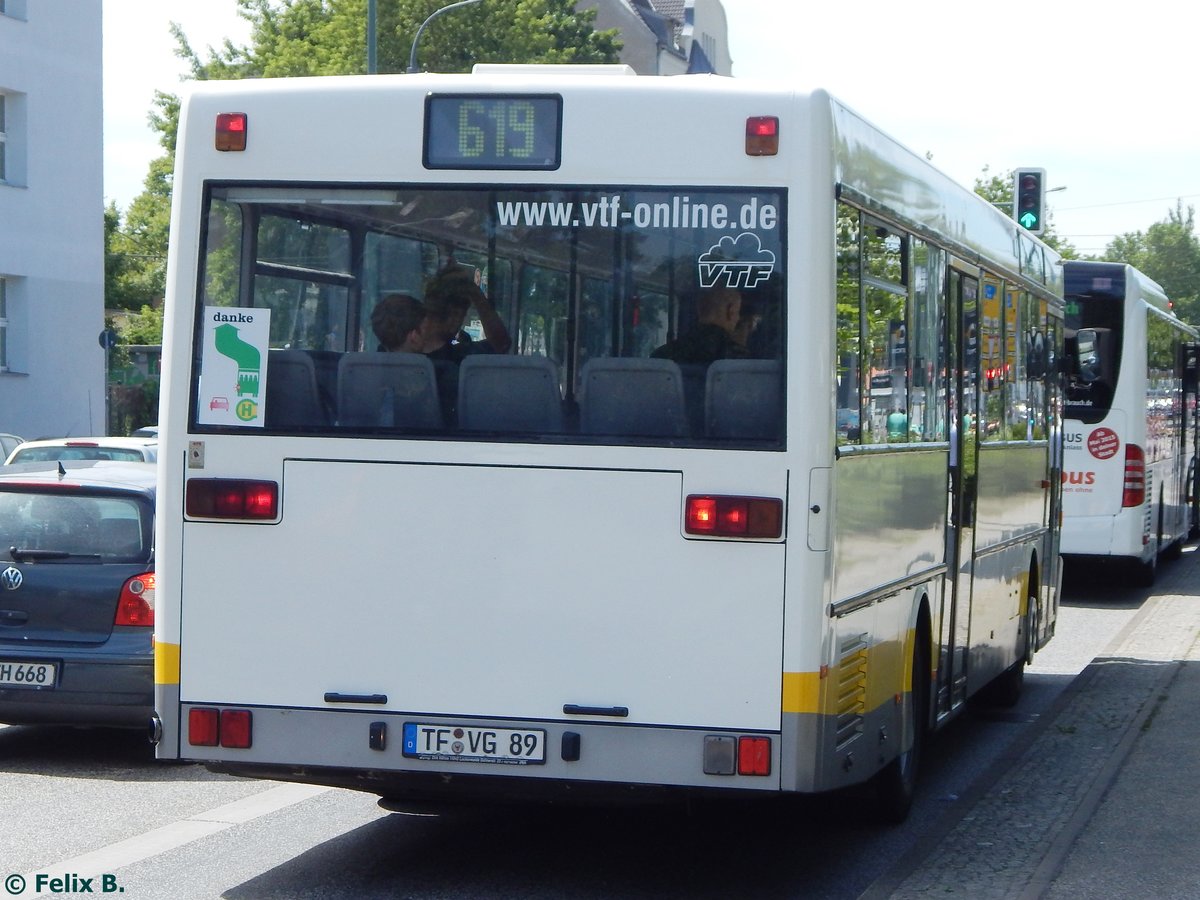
{"left": 176, "top": 0, "right": 621, "bottom": 79}
{"left": 104, "top": 92, "right": 179, "bottom": 312}
{"left": 104, "top": 0, "right": 621, "bottom": 333}
{"left": 1104, "top": 202, "right": 1200, "bottom": 325}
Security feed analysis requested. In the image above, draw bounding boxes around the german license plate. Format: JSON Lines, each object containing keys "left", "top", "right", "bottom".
{"left": 402, "top": 723, "right": 545, "bottom": 765}
{"left": 0, "top": 660, "right": 57, "bottom": 688}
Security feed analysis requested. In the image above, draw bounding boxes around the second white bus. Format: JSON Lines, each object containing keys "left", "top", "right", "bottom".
{"left": 1062, "top": 260, "right": 1199, "bottom": 584}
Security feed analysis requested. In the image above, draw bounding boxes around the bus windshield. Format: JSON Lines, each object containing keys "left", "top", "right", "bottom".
{"left": 1065, "top": 292, "right": 1123, "bottom": 417}
{"left": 193, "top": 184, "right": 785, "bottom": 449}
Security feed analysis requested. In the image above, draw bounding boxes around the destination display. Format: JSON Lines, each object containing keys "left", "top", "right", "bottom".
{"left": 424, "top": 94, "right": 562, "bottom": 170}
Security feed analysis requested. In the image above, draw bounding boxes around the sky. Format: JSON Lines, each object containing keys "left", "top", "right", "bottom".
{"left": 102, "top": 0, "right": 1200, "bottom": 256}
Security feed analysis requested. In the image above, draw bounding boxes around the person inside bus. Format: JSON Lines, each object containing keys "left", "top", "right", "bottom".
{"left": 370, "top": 293, "right": 425, "bottom": 353}
{"left": 418, "top": 265, "right": 512, "bottom": 361}
{"left": 651, "top": 286, "right": 751, "bottom": 365}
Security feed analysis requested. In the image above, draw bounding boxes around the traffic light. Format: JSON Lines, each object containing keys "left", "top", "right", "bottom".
{"left": 1013, "top": 168, "right": 1046, "bottom": 235}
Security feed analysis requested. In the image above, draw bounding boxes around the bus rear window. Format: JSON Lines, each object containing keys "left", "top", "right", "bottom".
{"left": 1065, "top": 293, "right": 1123, "bottom": 419}
{"left": 191, "top": 184, "right": 786, "bottom": 449}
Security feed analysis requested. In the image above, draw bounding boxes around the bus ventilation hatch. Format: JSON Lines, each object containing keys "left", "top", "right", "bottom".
{"left": 835, "top": 633, "right": 869, "bottom": 749}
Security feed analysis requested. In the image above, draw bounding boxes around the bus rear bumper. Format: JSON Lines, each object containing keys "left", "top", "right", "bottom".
{"left": 171, "top": 704, "right": 785, "bottom": 799}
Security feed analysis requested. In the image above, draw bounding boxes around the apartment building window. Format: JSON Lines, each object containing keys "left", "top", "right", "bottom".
{"left": 0, "top": 94, "right": 6, "bottom": 182}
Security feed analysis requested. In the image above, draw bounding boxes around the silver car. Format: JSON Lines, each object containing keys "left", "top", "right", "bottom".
{"left": 5, "top": 436, "right": 158, "bottom": 465}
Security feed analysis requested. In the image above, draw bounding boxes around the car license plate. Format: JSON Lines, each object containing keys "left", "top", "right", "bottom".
{"left": 0, "top": 660, "right": 57, "bottom": 688}
{"left": 402, "top": 723, "right": 545, "bottom": 765}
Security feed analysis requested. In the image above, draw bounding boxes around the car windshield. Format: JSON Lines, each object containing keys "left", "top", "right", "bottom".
{"left": 0, "top": 491, "right": 151, "bottom": 562}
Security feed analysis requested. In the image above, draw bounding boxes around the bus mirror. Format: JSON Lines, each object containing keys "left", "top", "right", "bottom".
{"left": 1069, "top": 328, "right": 1115, "bottom": 386}
{"left": 1182, "top": 342, "right": 1200, "bottom": 394}
{"left": 1074, "top": 329, "right": 1101, "bottom": 383}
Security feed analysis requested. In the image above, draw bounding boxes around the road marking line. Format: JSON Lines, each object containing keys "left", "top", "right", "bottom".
{"left": 20, "top": 783, "right": 329, "bottom": 896}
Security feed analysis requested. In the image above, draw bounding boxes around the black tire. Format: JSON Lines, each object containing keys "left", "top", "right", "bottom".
{"left": 873, "top": 631, "right": 928, "bottom": 824}
{"left": 979, "top": 592, "right": 1035, "bottom": 708}
{"left": 1133, "top": 547, "right": 1158, "bottom": 587}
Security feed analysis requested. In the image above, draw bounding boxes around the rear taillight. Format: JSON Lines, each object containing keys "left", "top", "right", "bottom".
{"left": 219, "top": 709, "right": 253, "bottom": 748}
{"left": 188, "top": 708, "right": 220, "bottom": 746}
{"left": 186, "top": 479, "right": 278, "bottom": 520}
{"left": 685, "top": 495, "right": 783, "bottom": 538}
{"left": 745, "top": 116, "right": 779, "bottom": 156}
{"left": 737, "top": 736, "right": 772, "bottom": 775}
{"left": 215, "top": 112, "right": 248, "bottom": 151}
{"left": 115, "top": 572, "right": 155, "bottom": 626}
{"left": 188, "top": 707, "right": 253, "bottom": 748}
{"left": 1122, "top": 444, "right": 1146, "bottom": 508}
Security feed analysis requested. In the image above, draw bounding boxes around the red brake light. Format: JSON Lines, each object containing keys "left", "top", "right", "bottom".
{"left": 187, "top": 707, "right": 253, "bottom": 748}
{"left": 186, "top": 479, "right": 278, "bottom": 520}
{"left": 745, "top": 116, "right": 779, "bottom": 156}
{"left": 1122, "top": 444, "right": 1146, "bottom": 508}
{"left": 686, "top": 497, "right": 719, "bottom": 533}
{"left": 685, "top": 495, "right": 782, "bottom": 538}
{"left": 737, "top": 736, "right": 771, "bottom": 775}
{"left": 220, "top": 709, "right": 253, "bottom": 748}
{"left": 215, "top": 112, "right": 248, "bottom": 151}
{"left": 114, "top": 572, "right": 155, "bottom": 627}
{"left": 188, "top": 708, "right": 220, "bottom": 746}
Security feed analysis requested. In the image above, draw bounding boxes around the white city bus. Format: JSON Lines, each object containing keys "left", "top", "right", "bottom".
{"left": 1062, "top": 260, "right": 1199, "bottom": 584}
{"left": 153, "top": 66, "right": 1063, "bottom": 821}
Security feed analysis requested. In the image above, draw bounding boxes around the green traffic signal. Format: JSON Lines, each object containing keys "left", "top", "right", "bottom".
{"left": 1013, "top": 169, "right": 1045, "bottom": 235}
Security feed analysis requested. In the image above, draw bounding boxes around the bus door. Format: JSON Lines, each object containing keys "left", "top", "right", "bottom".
{"left": 1182, "top": 342, "right": 1200, "bottom": 537}
{"left": 937, "top": 269, "right": 980, "bottom": 716}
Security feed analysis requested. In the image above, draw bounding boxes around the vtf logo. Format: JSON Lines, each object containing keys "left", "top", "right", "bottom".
{"left": 698, "top": 233, "right": 776, "bottom": 289}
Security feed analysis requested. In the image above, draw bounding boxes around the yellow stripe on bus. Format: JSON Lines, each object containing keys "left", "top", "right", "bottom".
{"left": 782, "top": 671, "right": 822, "bottom": 714}
{"left": 155, "top": 640, "right": 181, "bottom": 685}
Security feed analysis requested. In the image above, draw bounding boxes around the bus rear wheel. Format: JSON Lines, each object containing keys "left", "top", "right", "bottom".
{"left": 872, "top": 631, "right": 928, "bottom": 824}
{"left": 1133, "top": 546, "right": 1158, "bottom": 587}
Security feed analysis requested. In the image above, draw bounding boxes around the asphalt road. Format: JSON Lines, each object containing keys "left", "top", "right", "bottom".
{"left": 0, "top": 564, "right": 1148, "bottom": 900}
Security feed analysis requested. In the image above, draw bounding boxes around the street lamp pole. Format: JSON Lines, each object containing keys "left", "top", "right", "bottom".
{"left": 367, "top": 0, "right": 377, "bottom": 74}
{"left": 407, "top": 0, "right": 485, "bottom": 74}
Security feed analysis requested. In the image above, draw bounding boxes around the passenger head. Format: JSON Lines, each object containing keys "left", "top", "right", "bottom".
{"left": 695, "top": 286, "right": 743, "bottom": 335}
{"left": 422, "top": 267, "right": 479, "bottom": 343}
{"left": 371, "top": 293, "right": 424, "bottom": 352}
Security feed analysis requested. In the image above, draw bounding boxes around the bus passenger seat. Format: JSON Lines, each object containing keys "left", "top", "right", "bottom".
{"left": 265, "top": 350, "right": 328, "bottom": 429}
{"left": 336, "top": 353, "right": 444, "bottom": 430}
{"left": 457, "top": 354, "right": 564, "bottom": 433}
{"left": 705, "top": 359, "right": 783, "bottom": 440}
{"left": 579, "top": 357, "right": 689, "bottom": 438}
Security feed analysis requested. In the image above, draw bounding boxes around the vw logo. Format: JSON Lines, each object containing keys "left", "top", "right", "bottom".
{"left": 1, "top": 566, "right": 22, "bottom": 591}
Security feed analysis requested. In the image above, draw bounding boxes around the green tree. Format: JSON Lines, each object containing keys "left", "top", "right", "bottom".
{"left": 105, "top": 92, "right": 179, "bottom": 314}
{"left": 1105, "top": 202, "right": 1200, "bottom": 326}
{"left": 972, "top": 166, "right": 1078, "bottom": 258}
{"left": 119, "top": 305, "right": 167, "bottom": 346}
{"left": 107, "top": 0, "right": 620, "bottom": 328}
{"left": 175, "top": 0, "right": 621, "bottom": 79}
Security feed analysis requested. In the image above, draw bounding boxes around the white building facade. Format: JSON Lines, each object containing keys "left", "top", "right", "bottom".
{"left": 0, "top": 0, "right": 104, "bottom": 440}
{"left": 578, "top": 0, "right": 731, "bottom": 76}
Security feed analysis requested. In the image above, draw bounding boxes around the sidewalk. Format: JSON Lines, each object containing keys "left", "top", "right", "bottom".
{"left": 865, "top": 547, "right": 1200, "bottom": 899}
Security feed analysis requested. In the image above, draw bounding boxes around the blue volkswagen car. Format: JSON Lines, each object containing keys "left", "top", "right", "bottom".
{"left": 0, "top": 460, "right": 156, "bottom": 727}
